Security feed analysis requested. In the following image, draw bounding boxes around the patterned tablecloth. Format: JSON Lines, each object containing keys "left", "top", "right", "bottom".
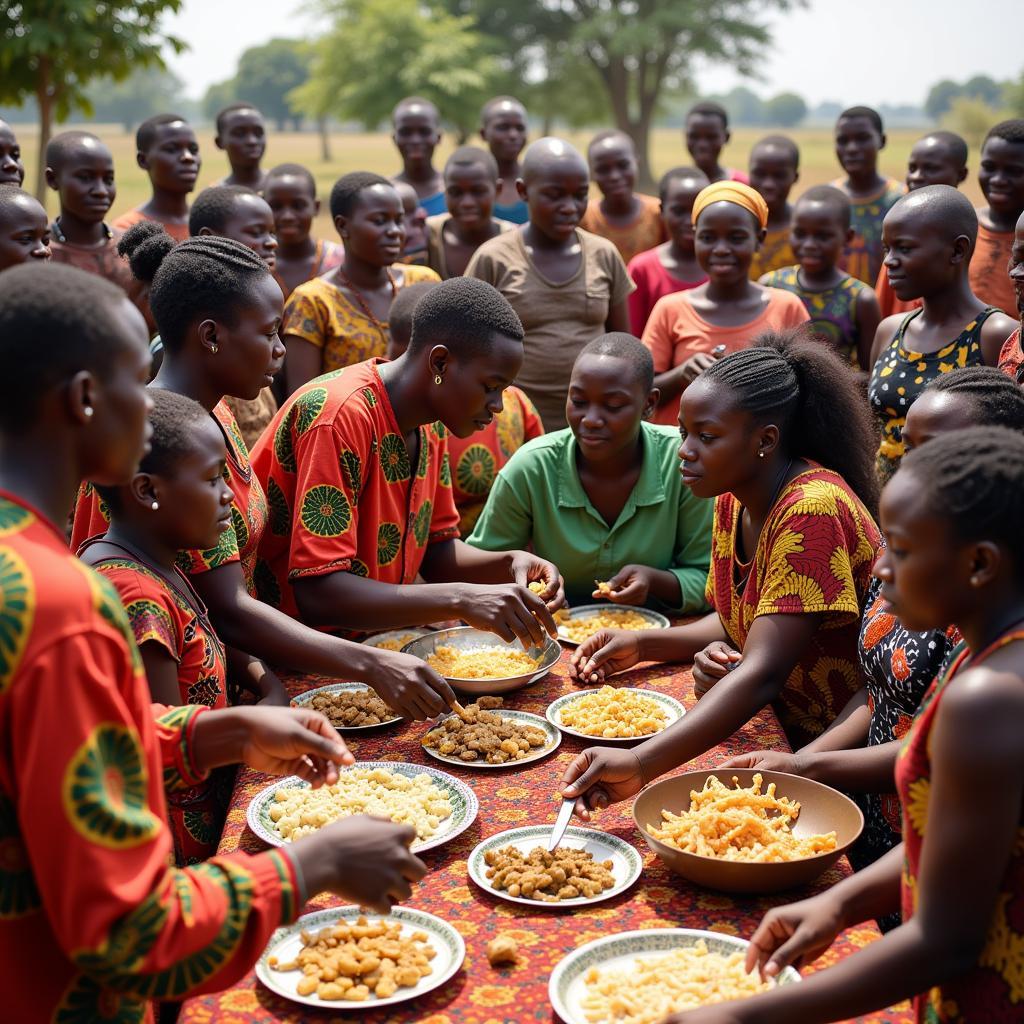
{"left": 178, "top": 649, "right": 912, "bottom": 1024}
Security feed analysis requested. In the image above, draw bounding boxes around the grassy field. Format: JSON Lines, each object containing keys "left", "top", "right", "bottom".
{"left": 16, "top": 124, "right": 983, "bottom": 241}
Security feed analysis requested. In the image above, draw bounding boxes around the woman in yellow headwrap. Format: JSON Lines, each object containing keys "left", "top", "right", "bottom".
{"left": 639, "top": 180, "right": 809, "bottom": 425}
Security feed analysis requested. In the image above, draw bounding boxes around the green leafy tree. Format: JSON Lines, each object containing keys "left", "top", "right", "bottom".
{"left": 942, "top": 95, "right": 1012, "bottom": 148}
{"left": 0, "top": 0, "right": 185, "bottom": 198}
{"left": 924, "top": 79, "right": 961, "bottom": 121}
{"left": 1005, "top": 71, "right": 1024, "bottom": 117}
{"left": 202, "top": 79, "right": 238, "bottom": 125}
{"left": 719, "top": 86, "right": 765, "bottom": 126}
{"left": 763, "top": 91, "right": 807, "bottom": 127}
{"left": 236, "top": 38, "right": 310, "bottom": 131}
{"left": 962, "top": 74, "right": 1004, "bottom": 108}
{"left": 86, "top": 66, "right": 186, "bottom": 133}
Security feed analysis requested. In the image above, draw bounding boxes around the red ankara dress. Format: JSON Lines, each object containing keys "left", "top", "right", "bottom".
{"left": 0, "top": 491, "right": 299, "bottom": 1023}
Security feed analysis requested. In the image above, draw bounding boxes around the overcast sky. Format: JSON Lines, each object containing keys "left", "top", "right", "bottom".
{"left": 164, "top": 0, "right": 1024, "bottom": 108}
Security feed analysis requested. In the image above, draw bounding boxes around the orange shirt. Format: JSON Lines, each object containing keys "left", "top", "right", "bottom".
{"left": 970, "top": 222, "right": 1017, "bottom": 316}
{"left": 579, "top": 193, "right": 666, "bottom": 265}
{"left": 0, "top": 491, "right": 298, "bottom": 1023}
{"left": 873, "top": 263, "right": 919, "bottom": 320}
{"left": 640, "top": 288, "right": 810, "bottom": 425}
{"left": 250, "top": 360, "right": 461, "bottom": 625}
{"left": 110, "top": 207, "right": 190, "bottom": 242}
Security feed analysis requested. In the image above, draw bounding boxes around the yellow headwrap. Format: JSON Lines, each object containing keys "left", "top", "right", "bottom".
{"left": 691, "top": 181, "right": 769, "bottom": 230}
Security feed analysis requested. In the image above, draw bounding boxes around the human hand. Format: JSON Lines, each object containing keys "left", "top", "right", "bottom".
{"left": 745, "top": 892, "right": 845, "bottom": 979}
{"left": 454, "top": 581, "right": 557, "bottom": 650}
{"left": 593, "top": 565, "right": 654, "bottom": 606}
{"left": 510, "top": 552, "right": 566, "bottom": 613}
{"left": 692, "top": 642, "right": 742, "bottom": 697}
{"left": 559, "top": 747, "right": 646, "bottom": 821}
{"left": 254, "top": 664, "right": 291, "bottom": 707}
{"left": 568, "top": 629, "right": 643, "bottom": 684}
{"left": 368, "top": 650, "right": 458, "bottom": 721}
{"left": 294, "top": 816, "right": 427, "bottom": 914}
{"left": 680, "top": 351, "right": 720, "bottom": 385}
{"left": 716, "top": 749, "right": 802, "bottom": 774}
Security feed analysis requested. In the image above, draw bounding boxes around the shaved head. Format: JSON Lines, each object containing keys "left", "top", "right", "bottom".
{"left": 914, "top": 131, "right": 968, "bottom": 169}
{"left": 884, "top": 184, "right": 977, "bottom": 245}
{"left": 588, "top": 129, "right": 635, "bottom": 158}
{"left": 393, "top": 96, "right": 440, "bottom": 125}
{"left": 522, "top": 137, "right": 588, "bottom": 184}
{"left": 45, "top": 131, "right": 111, "bottom": 173}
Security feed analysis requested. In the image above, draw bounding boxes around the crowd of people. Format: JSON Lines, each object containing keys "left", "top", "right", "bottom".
{"left": 0, "top": 91, "right": 1022, "bottom": 1022}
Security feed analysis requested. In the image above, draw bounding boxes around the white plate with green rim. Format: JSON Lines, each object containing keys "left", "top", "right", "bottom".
{"left": 468, "top": 825, "right": 641, "bottom": 908}
{"left": 291, "top": 682, "right": 403, "bottom": 732}
{"left": 245, "top": 761, "right": 478, "bottom": 854}
{"left": 256, "top": 905, "right": 465, "bottom": 1010}
{"left": 421, "top": 708, "right": 560, "bottom": 769}
{"left": 360, "top": 627, "right": 433, "bottom": 651}
{"left": 546, "top": 688, "right": 685, "bottom": 745}
{"left": 549, "top": 928, "right": 800, "bottom": 1023}
{"left": 555, "top": 604, "right": 670, "bottom": 647}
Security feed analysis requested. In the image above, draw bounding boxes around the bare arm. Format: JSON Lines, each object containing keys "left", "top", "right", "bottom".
{"left": 980, "top": 311, "right": 1018, "bottom": 367}
{"left": 854, "top": 287, "right": 882, "bottom": 371}
{"left": 604, "top": 298, "right": 631, "bottom": 334}
{"left": 139, "top": 642, "right": 183, "bottom": 706}
{"left": 869, "top": 313, "right": 903, "bottom": 371}
{"left": 282, "top": 335, "right": 323, "bottom": 397}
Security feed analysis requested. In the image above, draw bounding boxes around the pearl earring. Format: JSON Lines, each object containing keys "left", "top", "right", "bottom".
{"left": 83, "top": 407, "right": 94, "bottom": 419}
{"left": 151, "top": 501, "right": 159, "bottom": 511}
{"left": 758, "top": 450, "right": 765, "bottom": 459}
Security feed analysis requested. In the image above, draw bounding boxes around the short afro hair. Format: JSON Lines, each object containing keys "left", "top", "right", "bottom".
{"left": 795, "top": 185, "right": 852, "bottom": 231}
{"left": 657, "top": 165, "right": 709, "bottom": 202}
{"left": 0, "top": 185, "right": 46, "bottom": 224}
{"left": 117, "top": 222, "right": 270, "bottom": 354}
{"left": 577, "top": 332, "right": 654, "bottom": 393}
{"left": 838, "top": 106, "right": 884, "bottom": 134}
{"left": 687, "top": 102, "right": 729, "bottom": 128}
{"left": 985, "top": 119, "right": 1024, "bottom": 146}
{"left": 392, "top": 96, "right": 440, "bottom": 124}
{"left": 480, "top": 95, "right": 527, "bottom": 126}
{"left": 265, "top": 162, "right": 318, "bottom": 197}
{"left": 329, "top": 171, "right": 395, "bottom": 221}
{"left": 0, "top": 263, "right": 139, "bottom": 433}
{"left": 215, "top": 102, "right": 263, "bottom": 135}
{"left": 923, "top": 366, "right": 1024, "bottom": 432}
{"left": 136, "top": 113, "right": 190, "bottom": 153}
{"left": 388, "top": 280, "right": 441, "bottom": 352}
{"left": 587, "top": 129, "right": 635, "bottom": 158}
{"left": 45, "top": 130, "right": 109, "bottom": 173}
{"left": 408, "top": 277, "right": 524, "bottom": 357}
{"left": 444, "top": 146, "right": 499, "bottom": 181}
{"left": 188, "top": 185, "right": 260, "bottom": 235}
{"left": 750, "top": 134, "right": 800, "bottom": 170}
{"left": 917, "top": 131, "right": 968, "bottom": 169}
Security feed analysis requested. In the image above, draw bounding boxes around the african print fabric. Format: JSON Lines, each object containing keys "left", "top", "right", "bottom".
{"left": 249, "top": 359, "right": 460, "bottom": 626}
{"left": 749, "top": 223, "right": 796, "bottom": 281}
{"left": 897, "top": 630, "right": 1024, "bottom": 1022}
{"left": 831, "top": 176, "right": 905, "bottom": 284}
{"left": 705, "top": 464, "right": 882, "bottom": 748}
{"left": 0, "top": 490, "right": 299, "bottom": 1023}
{"left": 998, "top": 327, "right": 1024, "bottom": 383}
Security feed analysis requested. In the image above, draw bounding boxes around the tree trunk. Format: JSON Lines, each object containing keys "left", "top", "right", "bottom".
{"left": 632, "top": 115, "right": 654, "bottom": 191}
{"left": 318, "top": 116, "right": 331, "bottom": 163}
{"left": 34, "top": 58, "right": 53, "bottom": 202}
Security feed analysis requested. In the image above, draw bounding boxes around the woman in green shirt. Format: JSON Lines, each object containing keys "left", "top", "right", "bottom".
{"left": 467, "top": 333, "right": 713, "bottom": 611}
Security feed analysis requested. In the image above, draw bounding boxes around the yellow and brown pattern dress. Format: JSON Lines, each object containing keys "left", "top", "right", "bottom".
{"left": 705, "top": 463, "right": 881, "bottom": 747}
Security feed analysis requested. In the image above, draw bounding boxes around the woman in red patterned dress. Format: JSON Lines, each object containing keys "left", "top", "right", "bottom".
{"left": 561, "top": 330, "right": 881, "bottom": 809}
{"left": 670, "top": 427, "right": 1024, "bottom": 1024}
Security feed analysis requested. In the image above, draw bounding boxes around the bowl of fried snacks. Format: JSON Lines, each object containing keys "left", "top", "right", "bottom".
{"left": 632, "top": 770, "right": 863, "bottom": 893}
{"left": 554, "top": 604, "right": 669, "bottom": 647}
{"left": 402, "top": 626, "right": 561, "bottom": 695}
{"left": 291, "top": 682, "right": 402, "bottom": 731}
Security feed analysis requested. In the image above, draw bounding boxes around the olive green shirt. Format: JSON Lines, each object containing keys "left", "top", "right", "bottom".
{"left": 467, "top": 423, "right": 713, "bottom": 612}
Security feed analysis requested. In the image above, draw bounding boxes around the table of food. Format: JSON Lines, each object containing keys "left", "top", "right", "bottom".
{"left": 178, "top": 616, "right": 912, "bottom": 1024}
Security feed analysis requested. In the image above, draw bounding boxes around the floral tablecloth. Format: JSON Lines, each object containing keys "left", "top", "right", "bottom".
{"left": 178, "top": 651, "right": 912, "bottom": 1023}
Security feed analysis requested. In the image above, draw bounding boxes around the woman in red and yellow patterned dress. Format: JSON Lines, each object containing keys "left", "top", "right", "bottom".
{"left": 561, "top": 330, "right": 881, "bottom": 814}
{"left": 0, "top": 263, "right": 425, "bottom": 1023}
{"left": 671, "top": 427, "right": 1024, "bottom": 1024}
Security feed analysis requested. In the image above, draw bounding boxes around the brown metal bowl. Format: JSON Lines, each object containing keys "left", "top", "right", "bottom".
{"left": 632, "top": 768, "right": 864, "bottom": 894}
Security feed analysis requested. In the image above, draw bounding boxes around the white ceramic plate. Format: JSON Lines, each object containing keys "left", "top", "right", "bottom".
{"left": 256, "top": 905, "right": 465, "bottom": 1010}
{"left": 468, "top": 825, "right": 642, "bottom": 908}
{"left": 421, "top": 708, "right": 560, "bottom": 769}
{"left": 246, "top": 761, "right": 479, "bottom": 854}
{"left": 360, "top": 627, "right": 433, "bottom": 651}
{"left": 546, "top": 688, "right": 685, "bottom": 745}
{"left": 291, "top": 682, "right": 403, "bottom": 732}
{"left": 556, "top": 604, "right": 670, "bottom": 648}
{"left": 549, "top": 928, "right": 800, "bottom": 1024}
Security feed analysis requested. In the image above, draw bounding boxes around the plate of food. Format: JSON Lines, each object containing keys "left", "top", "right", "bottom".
{"left": 421, "top": 697, "right": 560, "bottom": 768}
{"left": 468, "top": 825, "right": 641, "bottom": 908}
{"left": 256, "top": 906, "right": 465, "bottom": 1009}
{"left": 546, "top": 686, "right": 685, "bottom": 745}
{"left": 554, "top": 604, "right": 669, "bottom": 647}
{"left": 360, "top": 628, "right": 433, "bottom": 652}
{"left": 549, "top": 927, "right": 799, "bottom": 1023}
{"left": 291, "top": 682, "right": 402, "bottom": 731}
{"left": 246, "top": 761, "right": 479, "bottom": 855}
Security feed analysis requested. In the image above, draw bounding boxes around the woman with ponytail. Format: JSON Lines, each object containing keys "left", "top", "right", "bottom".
{"left": 560, "top": 330, "right": 882, "bottom": 817}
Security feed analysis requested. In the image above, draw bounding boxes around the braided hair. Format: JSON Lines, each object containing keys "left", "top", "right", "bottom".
{"left": 899, "top": 426, "right": 1024, "bottom": 575}
{"left": 700, "top": 329, "right": 880, "bottom": 514}
{"left": 924, "top": 366, "right": 1024, "bottom": 432}
{"left": 117, "top": 222, "right": 270, "bottom": 353}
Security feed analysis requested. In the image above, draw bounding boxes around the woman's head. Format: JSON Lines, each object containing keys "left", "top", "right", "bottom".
{"left": 875, "top": 426, "right": 1024, "bottom": 632}
{"left": 519, "top": 138, "right": 589, "bottom": 243}
{"left": 0, "top": 263, "right": 151, "bottom": 485}
{"left": 96, "top": 389, "right": 233, "bottom": 552}
{"left": 405, "top": 277, "right": 524, "bottom": 437}
{"left": 264, "top": 163, "right": 319, "bottom": 248}
{"left": 329, "top": 171, "right": 404, "bottom": 265}
{"left": 567, "top": 334, "right": 656, "bottom": 461}
{"left": 691, "top": 180, "right": 768, "bottom": 284}
{"left": 189, "top": 185, "right": 278, "bottom": 269}
{"left": 0, "top": 186, "right": 51, "bottom": 271}
{"left": 679, "top": 330, "right": 879, "bottom": 514}
{"left": 118, "top": 223, "right": 284, "bottom": 400}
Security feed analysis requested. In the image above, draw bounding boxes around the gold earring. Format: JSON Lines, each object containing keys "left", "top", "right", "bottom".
{"left": 210, "top": 344, "right": 218, "bottom": 354}
{"left": 434, "top": 374, "right": 443, "bottom": 385}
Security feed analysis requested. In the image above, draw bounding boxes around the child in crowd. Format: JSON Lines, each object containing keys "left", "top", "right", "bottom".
{"left": 761, "top": 186, "right": 880, "bottom": 370}
{"left": 626, "top": 166, "right": 708, "bottom": 335}
{"left": 44, "top": 131, "right": 136, "bottom": 299}
{"left": 469, "top": 334, "right": 711, "bottom": 611}
{"left": 214, "top": 102, "right": 268, "bottom": 191}
{"left": 112, "top": 113, "right": 200, "bottom": 241}
{"left": 869, "top": 185, "right": 1016, "bottom": 482}
{"left": 426, "top": 146, "right": 514, "bottom": 279}
{"left": 579, "top": 130, "right": 665, "bottom": 264}
{"left": 640, "top": 180, "right": 808, "bottom": 425}
{"left": 684, "top": 102, "right": 748, "bottom": 185}
{"left": 997, "top": 209, "right": 1024, "bottom": 378}
{"left": 0, "top": 186, "right": 51, "bottom": 271}
{"left": 391, "top": 96, "right": 446, "bottom": 216}
{"left": 972, "top": 119, "right": 1024, "bottom": 316}
{"left": 480, "top": 95, "right": 529, "bottom": 224}
{"left": 466, "top": 137, "right": 633, "bottom": 431}
{"left": 263, "top": 162, "right": 343, "bottom": 300}
{"left": 393, "top": 179, "right": 429, "bottom": 265}
{"left": 282, "top": 172, "right": 439, "bottom": 395}
{"left": 874, "top": 130, "right": 969, "bottom": 319}
{"left": 0, "top": 261, "right": 427, "bottom": 1022}
{"left": 252, "top": 277, "right": 564, "bottom": 644}
{"left": 386, "top": 279, "right": 543, "bottom": 534}
{"left": 747, "top": 134, "right": 800, "bottom": 279}
{"left": 0, "top": 119, "right": 24, "bottom": 185}
{"left": 831, "top": 105, "right": 905, "bottom": 284}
